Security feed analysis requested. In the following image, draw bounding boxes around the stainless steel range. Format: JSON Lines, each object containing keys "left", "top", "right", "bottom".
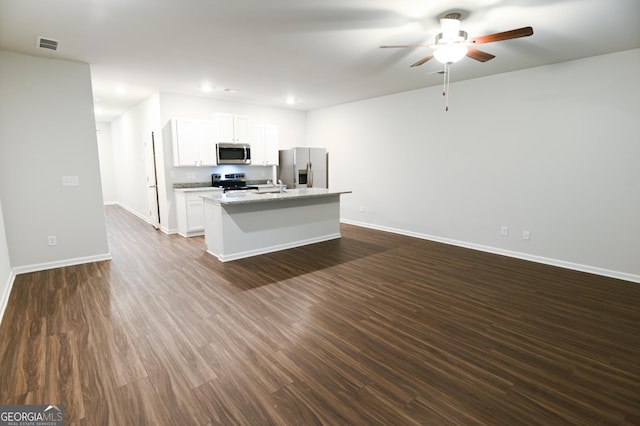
{"left": 211, "top": 173, "right": 258, "bottom": 193}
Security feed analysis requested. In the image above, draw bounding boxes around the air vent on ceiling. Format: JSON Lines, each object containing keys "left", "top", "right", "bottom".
{"left": 37, "top": 36, "right": 60, "bottom": 51}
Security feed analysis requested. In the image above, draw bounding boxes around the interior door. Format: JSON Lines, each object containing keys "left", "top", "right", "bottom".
{"left": 145, "top": 131, "right": 161, "bottom": 229}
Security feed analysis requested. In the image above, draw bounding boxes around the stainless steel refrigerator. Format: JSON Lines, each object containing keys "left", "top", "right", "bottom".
{"left": 278, "top": 147, "right": 327, "bottom": 189}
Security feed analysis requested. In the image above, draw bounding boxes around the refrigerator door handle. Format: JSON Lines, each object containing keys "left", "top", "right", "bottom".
{"left": 308, "top": 161, "right": 313, "bottom": 187}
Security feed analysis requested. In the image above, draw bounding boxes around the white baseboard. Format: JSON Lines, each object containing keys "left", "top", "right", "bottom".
{"left": 163, "top": 227, "right": 177, "bottom": 235}
{"left": 115, "top": 202, "right": 152, "bottom": 224}
{"left": 12, "top": 253, "right": 112, "bottom": 275}
{"left": 111, "top": 203, "right": 176, "bottom": 235}
{"left": 0, "top": 269, "right": 16, "bottom": 327}
{"left": 341, "top": 219, "right": 640, "bottom": 284}
{"left": 210, "top": 233, "right": 342, "bottom": 262}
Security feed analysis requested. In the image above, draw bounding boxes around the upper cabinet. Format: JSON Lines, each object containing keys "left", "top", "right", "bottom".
{"left": 250, "top": 124, "right": 279, "bottom": 166}
{"left": 171, "top": 118, "right": 217, "bottom": 167}
{"left": 215, "top": 113, "right": 249, "bottom": 144}
{"left": 171, "top": 114, "right": 278, "bottom": 167}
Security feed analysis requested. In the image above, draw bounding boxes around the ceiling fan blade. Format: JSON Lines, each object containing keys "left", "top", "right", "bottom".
{"left": 466, "top": 48, "right": 495, "bottom": 62}
{"left": 410, "top": 54, "right": 434, "bottom": 67}
{"left": 380, "top": 44, "right": 431, "bottom": 49}
{"left": 470, "top": 26, "right": 533, "bottom": 45}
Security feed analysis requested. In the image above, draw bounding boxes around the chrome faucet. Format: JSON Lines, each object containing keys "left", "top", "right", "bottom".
{"left": 267, "top": 179, "right": 285, "bottom": 193}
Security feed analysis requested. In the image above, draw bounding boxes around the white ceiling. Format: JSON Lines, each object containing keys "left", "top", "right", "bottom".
{"left": 1, "top": 0, "right": 639, "bottom": 122}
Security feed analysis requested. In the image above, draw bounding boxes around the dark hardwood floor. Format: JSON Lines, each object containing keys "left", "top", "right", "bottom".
{"left": 1, "top": 204, "right": 639, "bottom": 425}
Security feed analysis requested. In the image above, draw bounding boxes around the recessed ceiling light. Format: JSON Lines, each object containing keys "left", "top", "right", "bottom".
{"left": 285, "top": 96, "right": 296, "bottom": 105}
{"left": 201, "top": 84, "right": 213, "bottom": 92}
{"left": 115, "top": 87, "right": 127, "bottom": 95}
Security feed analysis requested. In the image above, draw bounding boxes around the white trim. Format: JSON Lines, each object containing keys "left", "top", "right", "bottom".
{"left": 209, "top": 233, "right": 341, "bottom": 262}
{"left": 163, "top": 227, "right": 178, "bottom": 235}
{"left": 12, "top": 253, "right": 112, "bottom": 275}
{"left": 0, "top": 269, "right": 17, "bottom": 326}
{"left": 116, "top": 202, "right": 151, "bottom": 224}
{"left": 111, "top": 202, "right": 176, "bottom": 235}
{"left": 103, "top": 201, "right": 118, "bottom": 206}
{"left": 341, "top": 219, "right": 640, "bottom": 284}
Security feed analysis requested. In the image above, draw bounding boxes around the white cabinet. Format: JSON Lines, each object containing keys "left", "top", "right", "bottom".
{"left": 175, "top": 189, "right": 221, "bottom": 237}
{"left": 172, "top": 118, "right": 217, "bottom": 167}
{"left": 250, "top": 124, "right": 279, "bottom": 166}
{"left": 215, "top": 113, "right": 249, "bottom": 143}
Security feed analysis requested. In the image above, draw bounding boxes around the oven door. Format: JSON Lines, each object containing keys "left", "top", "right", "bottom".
{"left": 217, "top": 143, "right": 251, "bottom": 164}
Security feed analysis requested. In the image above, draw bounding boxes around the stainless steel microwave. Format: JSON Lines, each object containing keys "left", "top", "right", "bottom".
{"left": 216, "top": 143, "right": 251, "bottom": 165}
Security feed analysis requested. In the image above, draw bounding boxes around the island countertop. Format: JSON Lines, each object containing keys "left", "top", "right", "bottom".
{"left": 173, "top": 187, "right": 222, "bottom": 193}
{"left": 202, "top": 187, "right": 350, "bottom": 261}
{"left": 201, "top": 188, "right": 351, "bottom": 205}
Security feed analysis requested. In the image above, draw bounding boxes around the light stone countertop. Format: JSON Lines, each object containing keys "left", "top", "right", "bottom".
{"left": 174, "top": 184, "right": 276, "bottom": 193}
{"left": 201, "top": 188, "right": 351, "bottom": 205}
{"left": 174, "top": 187, "right": 222, "bottom": 193}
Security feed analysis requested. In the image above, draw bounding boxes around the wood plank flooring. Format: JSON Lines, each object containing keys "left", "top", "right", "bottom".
{"left": 1, "top": 204, "right": 639, "bottom": 425}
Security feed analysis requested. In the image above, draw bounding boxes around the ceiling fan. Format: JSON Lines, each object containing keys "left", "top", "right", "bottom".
{"left": 381, "top": 12, "right": 533, "bottom": 110}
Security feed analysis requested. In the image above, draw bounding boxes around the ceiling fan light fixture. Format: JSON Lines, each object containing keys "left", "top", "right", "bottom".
{"left": 433, "top": 45, "right": 468, "bottom": 64}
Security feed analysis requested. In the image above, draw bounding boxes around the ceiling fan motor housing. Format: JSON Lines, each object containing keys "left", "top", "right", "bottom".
{"left": 435, "top": 30, "right": 468, "bottom": 45}
{"left": 437, "top": 17, "right": 468, "bottom": 44}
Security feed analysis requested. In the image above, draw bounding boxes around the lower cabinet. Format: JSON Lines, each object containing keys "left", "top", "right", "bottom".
{"left": 175, "top": 189, "right": 220, "bottom": 237}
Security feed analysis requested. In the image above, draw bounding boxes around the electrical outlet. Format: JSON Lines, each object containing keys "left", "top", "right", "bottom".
{"left": 523, "top": 230, "right": 531, "bottom": 240}
{"left": 48, "top": 235, "right": 57, "bottom": 246}
{"left": 500, "top": 226, "right": 509, "bottom": 236}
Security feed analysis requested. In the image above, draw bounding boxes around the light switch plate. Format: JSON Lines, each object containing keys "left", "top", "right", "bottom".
{"left": 62, "top": 176, "right": 80, "bottom": 186}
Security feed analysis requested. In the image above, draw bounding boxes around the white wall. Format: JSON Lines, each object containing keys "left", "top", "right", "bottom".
{"left": 307, "top": 49, "right": 640, "bottom": 282}
{"left": 0, "top": 50, "right": 110, "bottom": 271}
{"left": 96, "top": 122, "right": 118, "bottom": 204}
{"left": 110, "top": 94, "right": 162, "bottom": 221}
{"left": 0, "top": 196, "right": 13, "bottom": 323}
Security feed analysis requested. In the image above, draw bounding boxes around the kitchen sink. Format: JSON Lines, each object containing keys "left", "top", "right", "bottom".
{"left": 223, "top": 190, "right": 287, "bottom": 198}
{"left": 256, "top": 190, "right": 287, "bottom": 194}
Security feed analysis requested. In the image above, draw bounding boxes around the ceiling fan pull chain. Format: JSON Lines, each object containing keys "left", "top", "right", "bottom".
{"left": 442, "top": 64, "right": 447, "bottom": 97}
{"left": 443, "top": 63, "right": 450, "bottom": 112}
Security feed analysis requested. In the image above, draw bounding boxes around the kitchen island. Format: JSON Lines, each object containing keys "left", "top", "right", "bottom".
{"left": 201, "top": 188, "right": 351, "bottom": 262}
